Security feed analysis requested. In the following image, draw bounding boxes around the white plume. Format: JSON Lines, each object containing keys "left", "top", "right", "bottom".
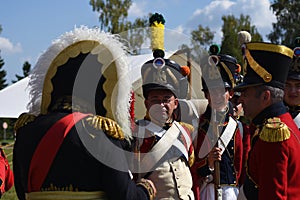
{"left": 238, "top": 31, "right": 252, "bottom": 46}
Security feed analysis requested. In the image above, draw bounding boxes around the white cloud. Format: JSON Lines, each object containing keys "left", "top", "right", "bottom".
{"left": 0, "top": 37, "right": 22, "bottom": 54}
{"left": 235, "top": 0, "right": 276, "bottom": 29}
{"left": 174, "top": 25, "right": 184, "bottom": 34}
{"left": 128, "top": 2, "right": 147, "bottom": 18}
{"left": 193, "top": 0, "right": 235, "bottom": 17}
{"left": 186, "top": 0, "right": 276, "bottom": 43}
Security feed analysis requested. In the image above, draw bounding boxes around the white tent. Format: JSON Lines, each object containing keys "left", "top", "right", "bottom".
{"left": 0, "top": 77, "right": 30, "bottom": 118}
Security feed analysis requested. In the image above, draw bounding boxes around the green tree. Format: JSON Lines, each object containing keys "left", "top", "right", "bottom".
{"left": 119, "top": 15, "right": 149, "bottom": 55}
{"left": 89, "top": 0, "right": 132, "bottom": 34}
{"left": 220, "top": 14, "right": 262, "bottom": 65}
{"left": 190, "top": 25, "right": 215, "bottom": 66}
{"left": 0, "top": 53, "right": 8, "bottom": 90}
{"left": 267, "top": 0, "right": 300, "bottom": 46}
{"left": 12, "top": 61, "right": 31, "bottom": 83}
{"left": 90, "top": 0, "right": 150, "bottom": 53}
{"left": 191, "top": 25, "right": 214, "bottom": 48}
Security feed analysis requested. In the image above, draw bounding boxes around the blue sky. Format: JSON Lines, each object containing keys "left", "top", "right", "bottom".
{"left": 0, "top": 0, "right": 275, "bottom": 84}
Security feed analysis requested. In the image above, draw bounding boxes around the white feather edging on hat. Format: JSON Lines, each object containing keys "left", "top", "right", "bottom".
{"left": 27, "top": 25, "right": 132, "bottom": 138}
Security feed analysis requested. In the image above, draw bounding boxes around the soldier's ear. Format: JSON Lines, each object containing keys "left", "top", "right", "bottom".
{"left": 262, "top": 90, "right": 271, "bottom": 103}
{"left": 174, "top": 98, "right": 179, "bottom": 109}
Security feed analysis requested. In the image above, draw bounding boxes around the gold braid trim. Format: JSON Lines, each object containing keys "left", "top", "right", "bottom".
{"left": 245, "top": 49, "right": 272, "bottom": 82}
{"left": 84, "top": 115, "right": 125, "bottom": 140}
{"left": 136, "top": 178, "right": 156, "bottom": 200}
{"left": 14, "top": 113, "right": 37, "bottom": 132}
{"left": 41, "top": 183, "right": 78, "bottom": 192}
{"left": 259, "top": 117, "right": 290, "bottom": 142}
{"left": 26, "top": 191, "right": 107, "bottom": 200}
{"left": 179, "top": 122, "right": 194, "bottom": 133}
{"left": 220, "top": 62, "right": 235, "bottom": 88}
{"left": 246, "top": 42, "right": 294, "bottom": 58}
{"left": 188, "top": 149, "right": 195, "bottom": 167}
{"left": 41, "top": 40, "right": 99, "bottom": 114}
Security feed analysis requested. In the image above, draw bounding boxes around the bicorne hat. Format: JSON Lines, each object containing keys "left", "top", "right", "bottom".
{"left": 27, "top": 26, "right": 132, "bottom": 138}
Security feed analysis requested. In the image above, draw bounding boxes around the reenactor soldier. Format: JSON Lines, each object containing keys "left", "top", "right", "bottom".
{"left": 236, "top": 31, "right": 300, "bottom": 200}
{"left": 191, "top": 44, "right": 243, "bottom": 200}
{"left": 284, "top": 37, "right": 300, "bottom": 128}
{"left": 132, "top": 13, "right": 195, "bottom": 200}
{"left": 0, "top": 148, "right": 14, "bottom": 197}
{"left": 13, "top": 26, "right": 156, "bottom": 200}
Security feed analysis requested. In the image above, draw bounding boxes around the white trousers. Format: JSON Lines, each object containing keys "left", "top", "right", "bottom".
{"left": 237, "top": 185, "right": 247, "bottom": 200}
{"left": 200, "top": 183, "right": 239, "bottom": 200}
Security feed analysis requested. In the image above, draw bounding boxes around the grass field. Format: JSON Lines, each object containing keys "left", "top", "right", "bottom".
{"left": 1, "top": 142, "right": 18, "bottom": 200}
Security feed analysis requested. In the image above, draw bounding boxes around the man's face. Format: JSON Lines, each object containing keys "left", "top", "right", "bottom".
{"left": 284, "top": 79, "right": 300, "bottom": 107}
{"left": 205, "top": 87, "right": 231, "bottom": 111}
{"left": 238, "top": 86, "right": 264, "bottom": 120}
{"left": 145, "top": 89, "right": 178, "bottom": 124}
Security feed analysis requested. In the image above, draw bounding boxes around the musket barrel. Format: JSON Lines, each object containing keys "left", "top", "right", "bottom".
{"left": 212, "top": 109, "right": 222, "bottom": 200}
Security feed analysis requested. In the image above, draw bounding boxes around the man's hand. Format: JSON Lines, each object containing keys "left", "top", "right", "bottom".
{"left": 207, "top": 147, "right": 222, "bottom": 169}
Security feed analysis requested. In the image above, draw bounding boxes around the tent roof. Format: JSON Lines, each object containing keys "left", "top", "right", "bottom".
{"left": 0, "top": 77, "right": 30, "bottom": 118}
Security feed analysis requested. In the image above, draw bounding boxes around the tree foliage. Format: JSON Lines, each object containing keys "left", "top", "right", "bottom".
{"left": 89, "top": 0, "right": 132, "bottom": 34}
{"left": 221, "top": 14, "right": 262, "bottom": 65}
{"left": 191, "top": 25, "right": 214, "bottom": 48}
{"left": 190, "top": 25, "right": 215, "bottom": 65}
{"left": 0, "top": 54, "right": 8, "bottom": 90}
{"left": 267, "top": 0, "right": 300, "bottom": 46}
{"left": 89, "top": 0, "right": 149, "bottom": 53}
{"left": 119, "top": 15, "right": 149, "bottom": 55}
{"left": 12, "top": 61, "right": 31, "bottom": 83}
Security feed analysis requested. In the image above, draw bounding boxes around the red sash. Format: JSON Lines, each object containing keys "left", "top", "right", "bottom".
{"left": 27, "top": 112, "right": 89, "bottom": 192}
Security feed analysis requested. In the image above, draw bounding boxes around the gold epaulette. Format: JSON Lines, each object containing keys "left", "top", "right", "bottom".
{"left": 188, "top": 149, "right": 195, "bottom": 167}
{"left": 259, "top": 117, "right": 290, "bottom": 142}
{"left": 179, "top": 122, "right": 194, "bottom": 133}
{"left": 84, "top": 115, "right": 125, "bottom": 140}
{"left": 14, "top": 113, "right": 37, "bottom": 132}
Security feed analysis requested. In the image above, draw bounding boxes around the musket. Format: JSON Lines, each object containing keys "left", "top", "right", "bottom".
{"left": 212, "top": 108, "right": 222, "bottom": 200}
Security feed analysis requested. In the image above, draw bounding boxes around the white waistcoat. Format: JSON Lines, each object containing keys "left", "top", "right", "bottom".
{"left": 149, "top": 157, "right": 194, "bottom": 200}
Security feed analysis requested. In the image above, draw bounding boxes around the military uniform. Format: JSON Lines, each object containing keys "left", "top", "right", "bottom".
{"left": 286, "top": 105, "right": 300, "bottom": 119}
{"left": 134, "top": 119, "right": 195, "bottom": 200}
{"left": 284, "top": 37, "right": 300, "bottom": 128}
{"left": 242, "top": 102, "right": 300, "bottom": 199}
{"left": 0, "top": 148, "right": 14, "bottom": 197}
{"left": 13, "top": 27, "right": 155, "bottom": 200}
{"left": 14, "top": 109, "right": 150, "bottom": 200}
{"left": 132, "top": 13, "right": 195, "bottom": 200}
{"left": 238, "top": 122, "right": 255, "bottom": 185}
{"left": 192, "top": 103, "right": 243, "bottom": 200}
{"left": 192, "top": 45, "right": 243, "bottom": 200}
{"left": 235, "top": 31, "right": 300, "bottom": 199}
